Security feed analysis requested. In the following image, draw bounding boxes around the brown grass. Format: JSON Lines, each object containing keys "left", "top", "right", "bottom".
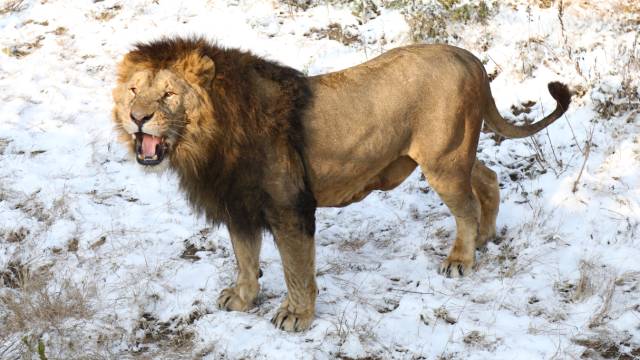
{"left": 304, "top": 23, "right": 360, "bottom": 46}
{"left": 0, "top": 0, "right": 25, "bottom": 15}
{"left": 0, "top": 270, "right": 92, "bottom": 333}
{"left": 2, "top": 35, "right": 45, "bottom": 58}
{"left": 572, "top": 260, "right": 596, "bottom": 302}
{"left": 434, "top": 307, "right": 457, "bottom": 325}
{"left": 0, "top": 261, "right": 94, "bottom": 358}
{"left": 0, "top": 138, "right": 11, "bottom": 155}
{"left": 588, "top": 277, "right": 616, "bottom": 329}
{"left": 129, "top": 310, "right": 199, "bottom": 357}
{"left": 573, "top": 332, "right": 639, "bottom": 359}
{"left": 4, "top": 227, "right": 29, "bottom": 243}
{"left": 92, "top": 4, "right": 122, "bottom": 21}
{"left": 613, "top": 0, "right": 640, "bottom": 14}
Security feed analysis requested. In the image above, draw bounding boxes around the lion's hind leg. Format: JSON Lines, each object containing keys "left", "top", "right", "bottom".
{"left": 471, "top": 161, "right": 499, "bottom": 248}
{"left": 419, "top": 160, "right": 481, "bottom": 278}
{"left": 217, "top": 225, "right": 262, "bottom": 312}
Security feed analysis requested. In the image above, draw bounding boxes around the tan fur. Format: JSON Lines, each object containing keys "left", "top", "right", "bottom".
{"left": 301, "top": 45, "right": 569, "bottom": 278}
{"left": 113, "top": 39, "right": 571, "bottom": 331}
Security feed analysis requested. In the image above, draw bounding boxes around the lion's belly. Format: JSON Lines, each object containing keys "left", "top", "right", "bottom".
{"left": 309, "top": 156, "right": 417, "bottom": 207}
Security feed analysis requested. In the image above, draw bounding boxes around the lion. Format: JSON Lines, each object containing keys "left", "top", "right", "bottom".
{"left": 112, "top": 37, "right": 571, "bottom": 332}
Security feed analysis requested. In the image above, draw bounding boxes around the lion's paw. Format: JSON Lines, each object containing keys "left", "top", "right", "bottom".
{"left": 217, "top": 287, "right": 254, "bottom": 312}
{"left": 439, "top": 257, "right": 474, "bottom": 278}
{"left": 476, "top": 229, "right": 497, "bottom": 249}
{"left": 270, "top": 306, "right": 314, "bottom": 332}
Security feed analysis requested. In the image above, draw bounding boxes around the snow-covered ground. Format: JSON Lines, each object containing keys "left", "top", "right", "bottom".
{"left": 1, "top": 0, "right": 639, "bottom": 358}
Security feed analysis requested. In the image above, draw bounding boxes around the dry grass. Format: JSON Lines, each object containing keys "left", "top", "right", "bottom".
{"left": 3, "top": 227, "right": 29, "bottom": 243}
{"left": 573, "top": 331, "right": 639, "bottom": 359}
{"left": 614, "top": 0, "right": 640, "bottom": 14}
{"left": 0, "top": 270, "right": 92, "bottom": 332}
{"left": 91, "top": 4, "right": 122, "bottom": 21}
{"left": 0, "top": 138, "right": 11, "bottom": 155}
{"left": 132, "top": 314, "right": 195, "bottom": 354}
{"left": 405, "top": 7, "right": 448, "bottom": 44}
{"left": 588, "top": 277, "right": 616, "bottom": 329}
{"left": 2, "top": 35, "right": 45, "bottom": 58}
{"left": 304, "top": 23, "right": 361, "bottom": 46}
{"left": 338, "top": 237, "right": 367, "bottom": 252}
{"left": 572, "top": 260, "right": 596, "bottom": 302}
{"left": 434, "top": 306, "right": 457, "bottom": 325}
{"left": 126, "top": 304, "right": 209, "bottom": 357}
{"left": 594, "top": 86, "right": 640, "bottom": 119}
{"left": 553, "top": 259, "right": 606, "bottom": 304}
{"left": 537, "top": 0, "right": 553, "bottom": 8}
{"left": 0, "top": 0, "right": 25, "bottom": 15}
{"left": 280, "top": 0, "right": 313, "bottom": 12}
{"left": 0, "top": 261, "right": 94, "bottom": 358}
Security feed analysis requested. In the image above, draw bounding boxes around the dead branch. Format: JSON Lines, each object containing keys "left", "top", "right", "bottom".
{"left": 572, "top": 126, "right": 595, "bottom": 193}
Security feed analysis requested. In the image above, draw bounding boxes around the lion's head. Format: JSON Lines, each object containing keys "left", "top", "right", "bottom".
{"left": 112, "top": 40, "right": 215, "bottom": 169}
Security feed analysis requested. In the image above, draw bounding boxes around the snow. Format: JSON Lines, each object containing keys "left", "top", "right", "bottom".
{"left": 1, "top": 0, "right": 639, "bottom": 358}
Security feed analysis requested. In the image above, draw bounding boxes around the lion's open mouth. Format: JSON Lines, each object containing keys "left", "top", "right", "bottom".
{"left": 134, "top": 132, "right": 167, "bottom": 166}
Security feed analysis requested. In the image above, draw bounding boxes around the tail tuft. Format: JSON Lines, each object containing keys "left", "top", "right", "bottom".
{"left": 547, "top": 81, "right": 572, "bottom": 113}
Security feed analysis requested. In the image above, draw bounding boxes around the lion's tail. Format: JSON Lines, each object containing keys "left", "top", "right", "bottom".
{"left": 483, "top": 82, "right": 572, "bottom": 139}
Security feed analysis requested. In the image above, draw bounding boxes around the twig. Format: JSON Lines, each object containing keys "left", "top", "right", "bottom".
{"left": 487, "top": 54, "right": 503, "bottom": 73}
{"left": 624, "top": 110, "right": 638, "bottom": 124}
{"left": 544, "top": 116, "right": 563, "bottom": 172}
{"left": 557, "top": 0, "right": 572, "bottom": 60}
{"left": 564, "top": 113, "right": 583, "bottom": 154}
{"left": 572, "top": 126, "right": 595, "bottom": 193}
{"left": 388, "top": 288, "right": 435, "bottom": 296}
{"left": 537, "top": 98, "right": 554, "bottom": 169}
{"left": 528, "top": 136, "right": 546, "bottom": 164}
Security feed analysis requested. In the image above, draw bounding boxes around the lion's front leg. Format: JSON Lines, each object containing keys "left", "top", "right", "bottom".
{"left": 268, "top": 208, "right": 317, "bottom": 332}
{"left": 217, "top": 225, "right": 262, "bottom": 312}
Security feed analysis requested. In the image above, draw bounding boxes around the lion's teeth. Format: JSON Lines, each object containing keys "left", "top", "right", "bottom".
{"left": 152, "top": 155, "right": 158, "bottom": 160}
{"left": 131, "top": 134, "right": 136, "bottom": 139}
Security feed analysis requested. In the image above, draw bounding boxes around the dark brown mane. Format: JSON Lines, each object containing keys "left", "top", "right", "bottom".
{"left": 128, "top": 37, "right": 314, "bottom": 236}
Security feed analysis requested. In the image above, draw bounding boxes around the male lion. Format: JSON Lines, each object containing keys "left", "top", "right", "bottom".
{"left": 112, "top": 37, "right": 571, "bottom": 332}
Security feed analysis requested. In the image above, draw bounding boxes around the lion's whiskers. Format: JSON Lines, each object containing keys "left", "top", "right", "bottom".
{"left": 165, "top": 128, "right": 190, "bottom": 143}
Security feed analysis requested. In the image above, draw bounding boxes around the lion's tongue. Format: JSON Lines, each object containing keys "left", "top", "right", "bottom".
{"left": 141, "top": 134, "right": 161, "bottom": 157}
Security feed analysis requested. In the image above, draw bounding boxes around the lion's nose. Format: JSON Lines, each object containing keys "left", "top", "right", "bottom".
{"left": 130, "top": 110, "right": 154, "bottom": 127}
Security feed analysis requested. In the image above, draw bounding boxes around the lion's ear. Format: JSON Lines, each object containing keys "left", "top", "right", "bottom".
{"left": 175, "top": 53, "right": 215, "bottom": 89}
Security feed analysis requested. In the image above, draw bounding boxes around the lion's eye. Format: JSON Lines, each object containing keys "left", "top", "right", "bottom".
{"left": 129, "top": 87, "right": 137, "bottom": 95}
{"left": 163, "top": 91, "right": 176, "bottom": 99}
